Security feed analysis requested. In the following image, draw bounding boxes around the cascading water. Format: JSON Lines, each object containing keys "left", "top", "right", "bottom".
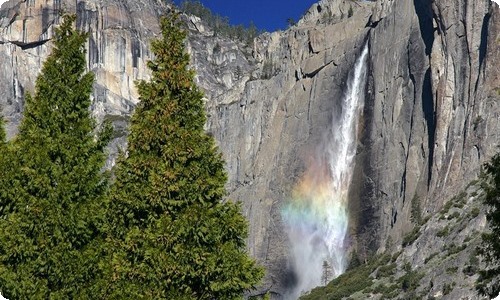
{"left": 282, "top": 44, "right": 369, "bottom": 299}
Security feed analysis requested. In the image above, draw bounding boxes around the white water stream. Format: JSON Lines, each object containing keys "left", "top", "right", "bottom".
{"left": 282, "top": 44, "right": 369, "bottom": 299}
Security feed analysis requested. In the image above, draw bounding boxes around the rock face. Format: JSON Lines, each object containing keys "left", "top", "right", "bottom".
{"left": 1, "top": 0, "right": 499, "bottom": 299}
{"left": 358, "top": 0, "right": 500, "bottom": 255}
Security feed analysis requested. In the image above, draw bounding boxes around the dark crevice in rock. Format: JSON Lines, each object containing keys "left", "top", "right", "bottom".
{"left": 10, "top": 39, "right": 50, "bottom": 50}
{"left": 303, "top": 60, "right": 337, "bottom": 78}
{"left": 42, "top": 7, "right": 49, "bottom": 29}
{"left": 479, "top": 14, "right": 490, "bottom": 68}
{"left": 474, "top": 12, "right": 491, "bottom": 95}
{"left": 308, "top": 41, "right": 315, "bottom": 54}
{"left": 391, "top": 208, "right": 398, "bottom": 228}
{"left": 41, "top": 7, "right": 54, "bottom": 34}
{"left": 422, "top": 68, "right": 435, "bottom": 187}
{"left": 365, "top": 15, "right": 382, "bottom": 28}
{"left": 402, "top": 42, "right": 417, "bottom": 203}
{"left": 5, "top": 12, "right": 19, "bottom": 28}
{"left": 76, "top": 1, "right": 88, "bottom": 29}
{"left": 88, "top": 37, "right": 98, "bottom": 68}
{"left": 413, "top": 0, "right": 436, "bottom": 189}
{"left": 131, "top": 37, "right": 141, "bottom": 68}
{"left": 413, "top": 0, "right": 435, "bottom": 56}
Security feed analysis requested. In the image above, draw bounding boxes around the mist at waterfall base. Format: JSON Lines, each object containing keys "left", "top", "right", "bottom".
{"left": 281, "top": 45, "right": 369, "bottom": 299}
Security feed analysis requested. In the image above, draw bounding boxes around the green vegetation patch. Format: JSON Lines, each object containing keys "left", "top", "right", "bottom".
{"left": 444, "top": 243, "right": 467, "bottom": 255}
{"left": 178, "top": 0, "right": 262, "bottom": 45}
{"left": 411, "top": 195, "right": 423, "bottom": 225}
{"left": 436, "top": 225, "right": 450, "bottom": 238}
{"left": 300, "top": 254, "right": 391, "bottom": 300}
{"left": 402, "top": 226, "right": 421, "bottom": 246}
{"left": 398, "top": 269, "right": 425, "bottom": 293}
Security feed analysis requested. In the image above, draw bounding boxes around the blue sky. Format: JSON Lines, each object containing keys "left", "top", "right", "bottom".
{"left": 0, "top": 0, "right": 317, "bottom": 31}
{"left": 173, "top": 0, "right": 320, "bottom": 32}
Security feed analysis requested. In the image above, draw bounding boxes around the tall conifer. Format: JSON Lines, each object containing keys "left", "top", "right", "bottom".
{"left": 0, "top": 114, "right": 12, "bottom": 217}
{"left": 101, "top": 13, "right": 263, "bottom": 299}
{"left": 0, "top": 15, "right": 111, "bottom": 298}
{"left": 477, "top": 153, "right": 500, "bottom": 297}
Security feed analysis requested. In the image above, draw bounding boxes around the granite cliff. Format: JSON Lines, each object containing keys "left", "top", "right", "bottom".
{"left": 0, "top": 0, "right": 499, "bottom": 299}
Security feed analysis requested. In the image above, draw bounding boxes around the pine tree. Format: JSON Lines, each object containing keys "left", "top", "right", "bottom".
{"left": 321, "top": 260, "right": 332, "bottom": 285}
{"left": 100, "top": 13, "right": 264, "bottom": 299}
{"left": 0, "top": 15, "right": 111, "bottom": 298}
{"left": 477, "top": 153, "right": 500, "bottom": 297}
{"left": 0, "top": 114, "right": 13, "bottom": 217}
{"left": 0, "top": 115, "right": 12, "bottom": 210}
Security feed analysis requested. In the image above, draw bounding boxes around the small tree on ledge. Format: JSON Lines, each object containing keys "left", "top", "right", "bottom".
{"left": 321, "top": 260, "right": 333, "bottom": 285}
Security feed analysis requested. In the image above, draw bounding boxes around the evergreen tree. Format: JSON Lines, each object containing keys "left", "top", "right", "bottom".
{"left": 0, "top": 114, "right": 13, "bottom": 217}
{"left": 0, "top": 115, "right": 12, "bottom": 212}
{"left": 477, "top": 153, "right": 500, "bottom": 297}
{"left": 321, "top": 260, "right": 332, "bottom": 285}
{"left": 0, "top": 115, "right": 5, "bottom": 145}
{"left": 0, "top": 15, "right": 111, "bottom": 299}
{"left": 100, "top": 13, "right": 264, "bottom": 299}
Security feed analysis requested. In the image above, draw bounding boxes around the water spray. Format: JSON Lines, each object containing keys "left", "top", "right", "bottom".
{"left": 282, "top": 44, "right": 369, "bottom": 299}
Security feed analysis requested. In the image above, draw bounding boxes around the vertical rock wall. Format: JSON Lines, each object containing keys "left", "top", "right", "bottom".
{"left": 354, "top": 0, "right": 500, "bottom": 254}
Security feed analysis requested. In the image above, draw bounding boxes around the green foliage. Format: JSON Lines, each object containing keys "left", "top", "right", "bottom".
{"left": 301, "top": 263, "right": 372, "bottom": 299}
{"left": 250, "top": 292, "right": 271, "bottom": 300}
{"left": 261, "top": 60, "right": 274, "bottom": 79}
{"left": 443, "top": 282, "right": 455, "bottom": 295}
{"left": 0, "top": 15, "right": 111, "bottom": 299}
{"left": 402, "top": 226, "right": 421, "bottom": 246}
{"left": 441, "top": 200, "right": 454, "bottom": 214}
{"left": 473, "top": 115, "right": 484, "bottom": 130}
{"left": 0, "top": 114, "right": 14, "bottom": 218}
{"left": 300, "top": 253, "right": 423, "bottom": 300}
{"left": 464, "top": 251, "right": 480, "bottom": 276}
{"left": 424, "top": 252, "right": 439, "bottom": 264}
{"left": 372, "top": 282, "right": 400, "bottom": 298}
{"left": 437, "top": 225, "right": 450, "bottom": 238}
{"left": 477, "top": 153, "right": 500, "bottom": 297}
{"left": 441, "top": 191, "right": 467, "bottom": 216}
{"left": 0, "top": 115, "right": 5, "bottom": 144}
{"left": 398, "top": 268, "right": 424, "bottom": 293}
{"left": 445, "top": 243, "right": 467, "bottom": 255}
{"left": 347, "top": 250, "right": 362, "bottom": 270}
{"left": 300, "top": 254, "right": 391, "bottom": 300}
{"left": 411, "top": 195, "right": 422, "bottom": 225}
{"left": 321, "top": 10, "right": 335, "bottom": 24}
{"left": 377, "top": 262, "right": 397, "bottom": 278}
{"left": 98, "top": 13, "right": 263, "bottom": 299}
{"left": 449, "top": 211, "right": 461, "bottom": 219}
{"left": 321, "top": 260, "right": 333, "bottom": 285}
{"left": 179, "top": 0, "right": 262, "bottom": 44}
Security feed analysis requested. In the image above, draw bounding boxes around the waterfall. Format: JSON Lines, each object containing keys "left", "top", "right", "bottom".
{"left": 282, "top": 44, "right": 369, "bottom": 299}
